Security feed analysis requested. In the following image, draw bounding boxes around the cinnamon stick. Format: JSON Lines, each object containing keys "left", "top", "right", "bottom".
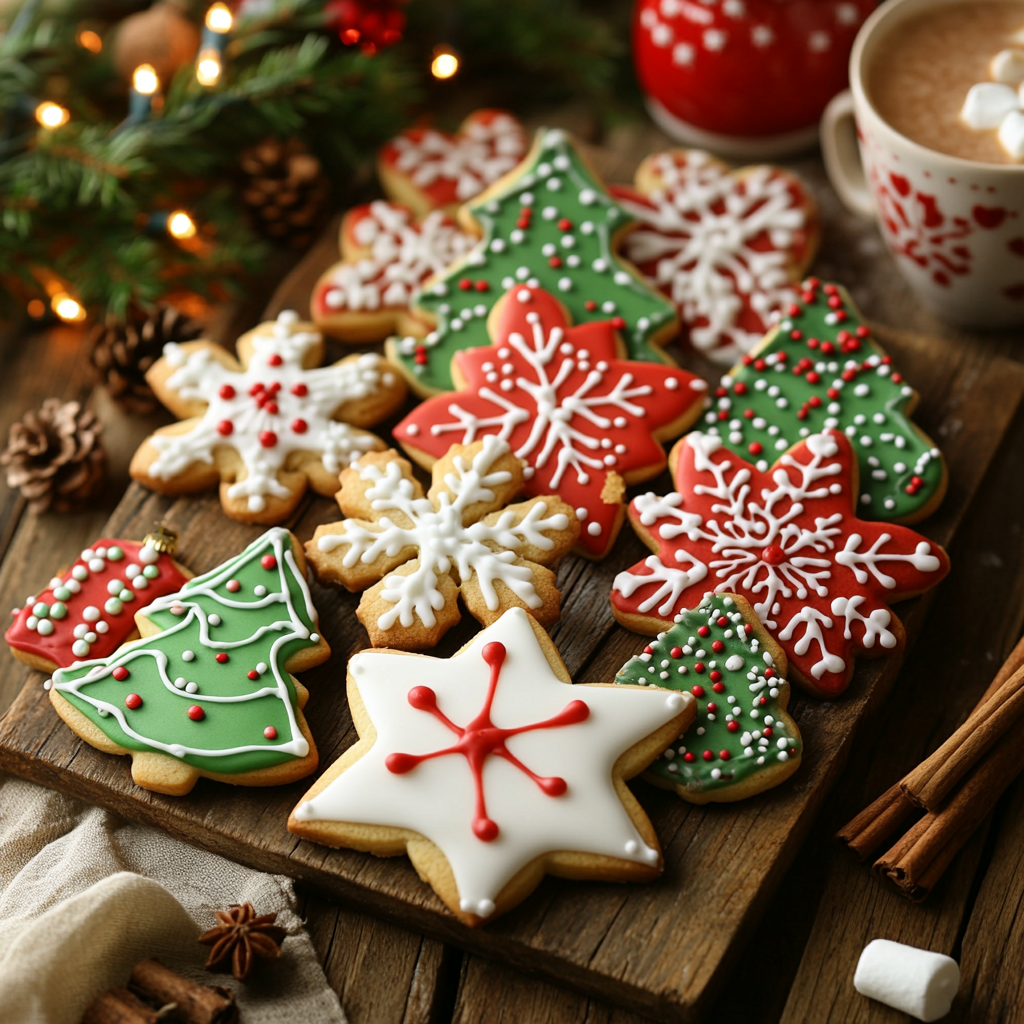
{"left": 835, "top": 781, "right": 919, "bottom": 860}
{"left": 901, "top": 663, "right": 1024, "bottom": 811}
{"left": 875, "top": 722, "right": 1024, "bottom": 900}
{"left": 130, "top": 960, "right": 236, "bottom": 1024}
{"left": 81, "top": 987, "right": 160, "bottom": 1024}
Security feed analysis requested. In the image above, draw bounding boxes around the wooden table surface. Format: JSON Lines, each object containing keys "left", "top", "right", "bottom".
{"left": 2, "top": 114, "right": 1024, "bottom": 1023}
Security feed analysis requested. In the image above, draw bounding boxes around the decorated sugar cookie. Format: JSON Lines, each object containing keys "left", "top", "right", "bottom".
{"left": 311, "top": 201, "right": 477, "bottom": 343}
{"left": 615, "top": 593, "right": 801, "bottom": 803}
{"left": 610, "top": 149, "right": 819, "bottom": 365}
{"left": 610, "top": 430, "right": 950, "bottom": 698}
{"left": 378, "top": 109, "right": 529, "bottom": 217}
{"left": 130, "top": 311, "right": 406, "bottom": 524}
{"left": 387, "top": 128, "right": 681, "bottom": 396}
{"left": 306, "top": 436, "right": 579, "bottom": 649}
{"left": 49, "top": 528, "right": 329, "bottom": 796}
{"left": 394, "top": 285, "right": 708, "bottom": 558}
{"left": 702, "top": 279, "right": 947, "bottom": 524}
{"left": 6, "top": 529, "right": 190, "bottom": 673}
{"left": 288, "top": 607, "right": 694, "bottom": 926}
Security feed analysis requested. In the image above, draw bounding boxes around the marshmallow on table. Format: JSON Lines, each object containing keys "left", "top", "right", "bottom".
{"left": 854, "top": 939, "right": 960, "bottom": 1022}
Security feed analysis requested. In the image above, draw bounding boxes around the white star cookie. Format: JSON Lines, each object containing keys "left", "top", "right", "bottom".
{"left": 288, "top": 607, "right": 694, "bottom": 926}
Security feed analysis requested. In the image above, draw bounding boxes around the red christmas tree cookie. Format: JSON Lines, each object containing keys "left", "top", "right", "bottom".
{"left": 610, "top": 429, "right": 950, "bottom": 697}
{"left": 394, "top": 285, "right": 710, "bottom": 558}
{"left": 610, "top": 149, "right": 819, "bottom": 365}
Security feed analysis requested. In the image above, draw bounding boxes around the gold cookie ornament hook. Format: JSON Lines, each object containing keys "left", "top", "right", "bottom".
{"left": 142, "top": 523, "right": 179, "bottom": 556}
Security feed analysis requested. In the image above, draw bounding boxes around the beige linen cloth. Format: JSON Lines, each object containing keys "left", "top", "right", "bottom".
{"left": 0, "top": 776, "right": 347, "bottom": 1024}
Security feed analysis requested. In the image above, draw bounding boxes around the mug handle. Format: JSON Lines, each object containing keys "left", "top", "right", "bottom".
{"left": 820, "top": 90, "right": 876, "bottom": 219}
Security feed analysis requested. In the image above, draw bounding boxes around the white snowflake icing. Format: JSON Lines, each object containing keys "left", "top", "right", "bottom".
{"left": 316, "top": 436, "right": 571, "bottom": 629}
{"left": 616, "top": 151, "right": 807, "bottom": 364}
{"left": 150, "top": 312, "right": 390, "bottom": 512}
{"left": 321, "top": 202, "right": 476, "bottom": 313}
{"left": 388, "top": 113, "right": 528, "bottom": 203}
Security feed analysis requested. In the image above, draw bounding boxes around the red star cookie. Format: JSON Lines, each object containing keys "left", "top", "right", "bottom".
{"left": 610, "top": 149, "right": 819, "bottom": 365}
{"left": 610, "top": 429, "right": 950, "bottom": 697}
{"left": 378, "top": 109, "right": 529, "bottom": 217}
{"left": 394, "top": 285, "right": 710, "bottom": 558}
{"left": 311, "top": 201, "right": 477, "bottom": 343}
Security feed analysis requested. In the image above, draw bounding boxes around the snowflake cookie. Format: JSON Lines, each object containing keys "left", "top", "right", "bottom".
{"left": 378, "top": 108, "right": 529, "bottom": 217}
{"left": 6, "top": 537, "right": 191, "bottom": 674}
{"left": 388, "top": 127, "right": 681, "bottom": 396}
{"left": 394, "top": 285, "right": 709, "bottom": 558}
{"left": 610, "top": 429, "right": 950, "bottom": 698}
{"left": 288, "top": 606, "right": 694, "bottom": 925}
{"left": 311, "top": 201, "right": 477, "bottom": 343}
{"left": 305, "top": 436, "right": 580, "bottom": 649}
{"left": 703, "top": 279, "right": 948, "bottom": 524}
{"left": 610, "top": 149, "right": 819, "bottom": 365}
{"left": 49, "top": 528, "right": 330, "bottom": 796}
{"left": 130, "top": 311, "right": 407, "bottom": 524}
{"left": 615, "top": 592, "right": 801, "bottom": 803}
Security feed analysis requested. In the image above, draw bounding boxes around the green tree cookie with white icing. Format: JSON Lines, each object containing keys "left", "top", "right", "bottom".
{"left": 616, "top": 592, "right": 802, "bottom": 804}
{"left": 704, "top": 279, "right": 946, "bottom": 524}
{"left": 49, "top": 528, "right": 330, "bottom": 796}
{"left": 387, "top": 127, "right": 680, "bottom": 395}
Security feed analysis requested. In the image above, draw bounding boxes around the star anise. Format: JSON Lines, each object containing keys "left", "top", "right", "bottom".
{"left": 198, "top": 903, "right": 287, "bottom": 982}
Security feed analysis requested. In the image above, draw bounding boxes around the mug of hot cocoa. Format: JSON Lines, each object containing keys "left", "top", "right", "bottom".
{"left": 822, "top": 0, "right": 1024, "bottom": 327}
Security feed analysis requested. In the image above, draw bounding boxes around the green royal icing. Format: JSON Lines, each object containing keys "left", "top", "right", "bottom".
{"left": 615, "top": 594, "right": 800, "bottom": 799}
{"left": 705, "top": 279, "right": 944, "bottom": 523}
{"left": 51, "top": 528, "right": 321, "bottom": 775}
{"left": 390, "top": 127, "right": 679, "bottom": 394}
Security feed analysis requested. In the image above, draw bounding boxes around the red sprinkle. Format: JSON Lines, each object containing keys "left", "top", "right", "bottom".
{"left": 475, "top": 280, "right": 489, "bottom": 292}
{"left": 459, "top": 278, "right": 472, "bottom": 291}
{"left": 264, "top": 726, "right": 278, "bottom": 740}
{"left": 711, "top": 640, "right": 725, "bottom": 653}
{"left": 697, "top": 625, "right": 710, "bottom": 637}
{"left": 584, "top": 300, "right": 597, "bottom": 312}
{"left": 712, "top": 682, "right": 725, "bottom": 693}
{"left": 259, "top": 430, "right": 278, "bottom": 448}
{"left": 733, "top": 382, "right": 747, "bottom": 395}
{"left": 112, "top": 666, "right": 129, "bottom": 681}
{"left": 261, "top": 554, "right": 277, "bottom": 570}
{"left": 291, "top": 418, "right": 308, "bottom": 434}
{"left": 694, "top": 662, "right": 706, "bottom": 674}
{"left": 548, "top": 256, "right": 562, "bottom": 268}
{"left": 691, "top": 685, "right": 705, "bottom": 698}
{"left": 727, "top": 721, "right": 739, "bottom": 732}
{"left": 710, "top": 671, "right": 722, "bottom": 682}
{"left": 749, "top": 442, "right": 763, "bottom": 456}
{"left": 703, "top": 750, "right": 715, "bottom": 762}
{"left": 684, "top": 752, "right": 696, "bottom": 763}
{"left": 670, "top": 647, "right": 683, "bottom": 659}
{"left": 187, "top": 705, "right": 205, "bottom": 721}
{"left": 216, "top": 653, "right": 229, "bottom": 663}
{"left": 716, "top": 616, "right": 729, "bottom": 626}
{"left": 763, "top": 727, "right": 774, "bottom": 738}
{"left": 219, "top": 384, "right": 235, "bottom": 400}
{"left": 268, "top": 354, "right": 283, "bottom": 366}
{"left": 558, "top": 218, "right": 573, "bottom": 231}
{"left": 124, "top": 693, "right": 142, "bottom": 709}
{"left": 216, "top": 420, "right": 234, "bottom": 436}
{"left": 707, "top": 702, "right": 717, "bottom": 712}
{"left": 291, "top": 383, "right": 308, "bottom": 397}
{"left": 247, "top": 670, "right": 259, "bottom": 680}
{"left": 719, "top": 750, "right": 732, "bottom": 761}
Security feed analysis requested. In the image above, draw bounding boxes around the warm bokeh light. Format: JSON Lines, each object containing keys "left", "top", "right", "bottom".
{"left": 76, "top": 28, "right": 103, "bottom": 53}
{"left": 26, "top": 299, "right": 46, "bottom": 319}
{"left": 52, "top": 294, "right": 86, "bottom": 323}
{"left": 132, "top": 64, "right": 159, "bottom": 95}
{"left": 168, "top": 210, "right": 197, "bottom": 239}
{"left": 35, "top": 102, "right": 69, "bottom": 128}
{"left": 431, "top": 48, "right": 459, "bottom": 80}
{"left": 196, "top": 53, "right": 222, "bottom": 86}
{"left": 205, "top": 2, "right": 233, "bottom": 32}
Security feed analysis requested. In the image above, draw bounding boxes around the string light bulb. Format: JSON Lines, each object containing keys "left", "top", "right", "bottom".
{"left": 431, "top": 46, "right": 460, "bottom": 80}
{"left": 167, "top": 210, "right": 197, "bottom": 239}
{"left": 132, "top": 64, "right": 159, "bottom": 96}
{"left": 27, "top": 299, "right": 46, "bottom": 319}
{"left": 196, "top": 52, "right": 222, "bottom": 86}
{"left": 35, "top": 102, "right": 70, "bottom": 128}
{"left": 76, "top": 28, "right": 103, "bottom": 53}
{"left": 205, "top": 2, "right": 233, "bottom": 33}
{"left": 51, "top": 293, "right": 86, "bottom": 323}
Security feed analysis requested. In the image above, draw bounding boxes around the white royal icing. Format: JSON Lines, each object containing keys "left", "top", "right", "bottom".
{"left": 321, "top": 202, "right": 476, "bottom": 313}
{"left": 292, "top": 607, "right": 687, "bottom": 917}
{"left": 317, "top": 436, "right": 570, "bottom": 629}
{"left": 148, "top": 312, "right": 389, "bottom": 512}
{"left": 616, "top": 151, "right": 807, "bottom": 363}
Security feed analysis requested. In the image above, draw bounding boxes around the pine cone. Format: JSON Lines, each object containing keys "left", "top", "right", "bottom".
{"left": 89, "top": 304, "right": 202, "bottom": 416}
{"left": 240, "top": 138, "right": 331, "bottom": 249}
{"left": 1, "top": 399, "right": 106, "bottom": 514}
{"left": 199, "top": 903, "right": 288, "bottom": 982}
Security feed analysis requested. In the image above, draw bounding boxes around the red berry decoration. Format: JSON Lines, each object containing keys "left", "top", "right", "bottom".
{"left": 112, "top": 666, "right": 130, "bottom": 681}
{"left": 264, "top": 726, "right": 278, "bottom": 740}
{"left": 261, "top": 554, "right": 277, "bottom": 570}
{"left": 187, "top": 705, "right": 205, "bottom": 721}
{"left": 125, "top": 693, "right": 142, "bottom": 709}
{"left": 215, "top": 653, "right": 229, "bottom": 663}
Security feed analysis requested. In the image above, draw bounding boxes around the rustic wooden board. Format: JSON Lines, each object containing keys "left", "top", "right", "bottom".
{"left": 0, "top": 318, "right": 1020, "bottom": 1023}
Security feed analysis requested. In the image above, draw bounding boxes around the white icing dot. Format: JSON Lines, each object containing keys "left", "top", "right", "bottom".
{"left": 82, "top": 606, "right": 100, "bottom": 622}
{"left": 182, "top": 650, "right": 196, "bottom": 662}
{"left": 587, "top": 522, "right": 602, "bottom": 537}
{"left": 209, "top": 614, "right": 221, "bottom": 626}
{"left": 185, "top": 682, "right": 199, "bottom": 694}
{"left": 254, "top": 585, "right": 267, "bottom": 597}
{"left": 72, "top": 640, "right": 90, "bottom": 657}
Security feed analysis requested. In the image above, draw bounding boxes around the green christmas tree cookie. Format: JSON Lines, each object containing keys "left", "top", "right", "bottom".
{"left": 387, "top": 127, "right": 680, "bottom": 395}
{"left": 615, "top": 592, "right": 801, "bottom": 804}
{"left": 49, "top": 527, "right": 330, "bottom": 796}
{"left": 703, "top": 278, "right": 946, "bottom": 524}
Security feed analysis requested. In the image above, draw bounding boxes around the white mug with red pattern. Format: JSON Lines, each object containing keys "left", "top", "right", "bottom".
{"left": 821, "top": 0, "right": 1024, "bottom": 327}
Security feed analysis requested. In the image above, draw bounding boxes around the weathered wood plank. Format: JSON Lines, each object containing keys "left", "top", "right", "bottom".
{"left": 0, "top": 318, "right": 1017, "bottom": 1022}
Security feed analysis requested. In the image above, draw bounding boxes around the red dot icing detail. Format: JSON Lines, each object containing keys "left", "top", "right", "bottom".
{"left": 264, "top": 726, "right": 278, "bottom": 740}
{"left": 125, "top": 693, "right": 142, "bottom": 709}
{"left": 187, "top": 705, "right": 205, "bottom": 721}
{"left": 291, "top": 418, "right": 308, "bottom": 434}
{"left": 219, "top": 384, "right": 235, "bottom": 400}
{"left": 216, "top": 420, "right": 234, "bottom": 436}
{"left": 226, "top": 580, "right": 240, "bottom": 593}
{"left": 215, "top": 652, "right": 229, "bottom": 663}
{"left": 291, "top": 383, "right": 308, "bottom": 397}
{"left": 112, "top": 666, "right": 129, "bottom": 681}
{"left": 247, "top": 670, "right": 259, "bottom": 680}
{"left": 259, "top": 431, "right": 278, "bottom": 448}
{"left": 384, "top": 641, "right": 589, "bottom": 843}
{"left": 261, "top": 554, "right": 277, "bottom": 570}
